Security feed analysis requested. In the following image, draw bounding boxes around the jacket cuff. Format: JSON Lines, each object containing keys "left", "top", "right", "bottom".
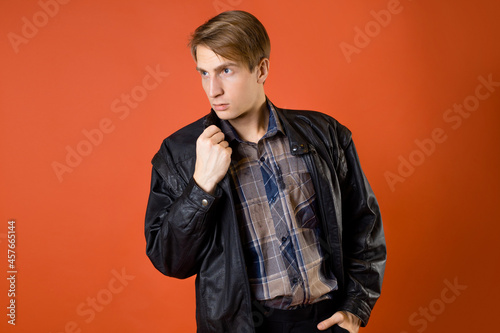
{"left": 185, "top": 177, "right": 221, "bottom": 211}
{"left": 340, "top": 297, "right": 372, "bottom": 327}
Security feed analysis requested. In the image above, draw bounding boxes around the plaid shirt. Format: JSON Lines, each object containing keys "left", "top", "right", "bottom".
{"left": 220, "top": 102, "right": 337, "bottom": 309}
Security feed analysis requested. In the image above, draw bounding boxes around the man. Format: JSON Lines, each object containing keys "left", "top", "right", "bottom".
{"left": 145, "top": 10, "right": 386, "bottom": 333}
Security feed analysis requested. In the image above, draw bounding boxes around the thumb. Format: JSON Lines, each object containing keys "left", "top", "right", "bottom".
{"left": 317, "top": 311, "right": 345, "bottom": 331}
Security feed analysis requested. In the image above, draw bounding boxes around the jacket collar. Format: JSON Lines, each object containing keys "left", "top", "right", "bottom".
{"left": 270, "top": 100, "right": 310, "bottom": 155}
{"left": 203, "top": 109, "right": 220, "bottom": 128}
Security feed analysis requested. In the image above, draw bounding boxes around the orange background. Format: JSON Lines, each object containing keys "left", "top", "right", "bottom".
{"left": 1, "top": 0, "right": 499, "bottom": 332}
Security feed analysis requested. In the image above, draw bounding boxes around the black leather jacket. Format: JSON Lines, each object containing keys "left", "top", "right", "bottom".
{"left": 145, "top": 102, "right": 386, "bottom": 332}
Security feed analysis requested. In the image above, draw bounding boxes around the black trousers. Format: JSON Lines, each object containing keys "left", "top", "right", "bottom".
{"left": 252, "top": 300, "right": 350, "bottom": 333}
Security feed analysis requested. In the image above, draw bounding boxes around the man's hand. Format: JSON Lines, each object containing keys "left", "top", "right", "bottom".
{"left": 193, "top": 125, "right": 232, "bottom": 194}
{"left": 317, "top": 311, "right": 361, "bottom": 333}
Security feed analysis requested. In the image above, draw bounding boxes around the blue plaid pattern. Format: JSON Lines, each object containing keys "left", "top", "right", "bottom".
{"left": 221, "top": 103, "right": 337, "bottom": 309}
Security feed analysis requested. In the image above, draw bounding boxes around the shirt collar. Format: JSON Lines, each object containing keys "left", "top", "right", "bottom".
{"left": 220, "top": 100, "right": 284, "bottom": 143}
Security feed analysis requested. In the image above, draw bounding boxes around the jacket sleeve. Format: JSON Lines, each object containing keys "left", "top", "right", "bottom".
{"left": 338, "top": 133, "right": 387, "bottom": 326}
{"left": 144, "top": 145, "right": 220, "bottom": 279}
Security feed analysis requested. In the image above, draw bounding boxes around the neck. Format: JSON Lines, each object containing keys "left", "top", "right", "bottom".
{"left": 228, "top": 96, "right": 268, "bottom": 143}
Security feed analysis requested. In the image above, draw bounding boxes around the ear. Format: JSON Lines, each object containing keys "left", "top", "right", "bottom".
{"left": 256, "top": 58, "right": 270, "bottom": 84}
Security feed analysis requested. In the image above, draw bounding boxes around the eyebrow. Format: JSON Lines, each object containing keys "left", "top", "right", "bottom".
{"left": 196, "top": 62, "right": 239, "bottom": 73}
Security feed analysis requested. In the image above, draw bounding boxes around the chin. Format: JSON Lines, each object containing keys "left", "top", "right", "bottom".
{"left": 216, "top": 114, "right": 235, "bottom": 121}
{"left": 214, "top": 111, "right": 237, "bottom": 120}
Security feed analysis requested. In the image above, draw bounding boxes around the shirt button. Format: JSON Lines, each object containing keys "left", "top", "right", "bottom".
{"left": 260, "top": 157, "right": 265, "bottom": 162}
{"left": 201, "top": 199, "right": 208, "bottom": 207}
{"left": 292, "top": 278, "right": 298, "bottom": 284}
{"left": 281, "top": 236, "right": 287, "bottom": 242}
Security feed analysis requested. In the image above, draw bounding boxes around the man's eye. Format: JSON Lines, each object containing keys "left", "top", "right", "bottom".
{"left": 223, "top": 68, "right": 232, "bottom": 74}
{"left": 201, "top": 71, "right": 208, "bottom": 76}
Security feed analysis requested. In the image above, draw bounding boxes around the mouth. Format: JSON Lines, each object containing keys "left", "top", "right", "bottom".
{"left": 213, "top": 103, "right": 229, "bottom": 111}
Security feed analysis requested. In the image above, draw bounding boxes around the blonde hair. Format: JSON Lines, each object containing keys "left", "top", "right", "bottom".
{"left": 189, "top": 10, "right": 271, "bottom": 71}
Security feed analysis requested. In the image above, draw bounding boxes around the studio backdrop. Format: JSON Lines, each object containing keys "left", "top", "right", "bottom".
{"left": 1, "top": 0, "right": 499, "bottom": 332}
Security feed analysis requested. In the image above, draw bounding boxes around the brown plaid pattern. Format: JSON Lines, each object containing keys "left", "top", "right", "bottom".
{"left": 221, "top": 103, "right": 337, "bottom": 309}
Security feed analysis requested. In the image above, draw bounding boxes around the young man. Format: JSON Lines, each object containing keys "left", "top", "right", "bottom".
{"left": 145, "top": 10, "right": 386, "bottom": 333}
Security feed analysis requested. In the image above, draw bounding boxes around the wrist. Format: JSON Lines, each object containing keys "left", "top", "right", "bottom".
{"left": 193, "top": 174, "right": 216, "bottom": 195}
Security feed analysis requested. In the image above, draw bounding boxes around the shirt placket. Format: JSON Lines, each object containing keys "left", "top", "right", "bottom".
{"left": 259, "top": 138, "right": 304, "bottom": 306}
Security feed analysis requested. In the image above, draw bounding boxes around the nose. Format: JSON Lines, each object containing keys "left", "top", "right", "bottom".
{"left": 208, "top": 76, "right": 223, "bottom": 98}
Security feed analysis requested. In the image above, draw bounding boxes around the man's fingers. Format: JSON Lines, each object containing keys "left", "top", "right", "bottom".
{"left": 199, "top": 126, "right": 226, "bottom": 145}
{"left": 201, "top": 125, "right": 222, "bottom": 138}
{"left": 209, "top": 131, "right": 225, "bottom": 145}
{"left": 317, "top": 311, "right": 344, "bottom": 331}
{"left": 193, "top": 126, "right": 232, "bottom": 194}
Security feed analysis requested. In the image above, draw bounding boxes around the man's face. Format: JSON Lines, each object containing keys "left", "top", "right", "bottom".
{"left": 195, "top": 45, "right": 265, "bottom": 121}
